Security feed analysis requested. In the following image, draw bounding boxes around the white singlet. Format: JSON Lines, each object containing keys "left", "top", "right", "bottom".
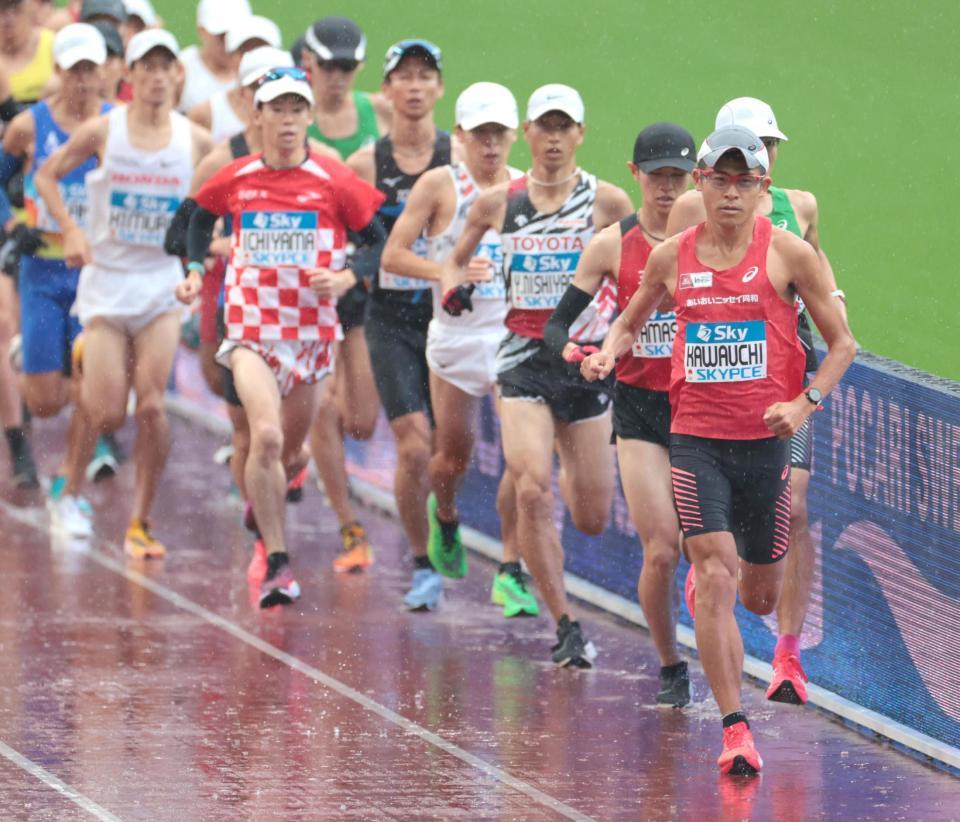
{"left": 178, "top": 46, "right": 235, "bottom": 113}
{"left": 208, "top": 89, "right": 245, "bottom": 143}
{"left": 77, "top": 106, "right": 193, "bottom": 333}
{"left": 423, "top": 163, "right": 520, "bottom": 396}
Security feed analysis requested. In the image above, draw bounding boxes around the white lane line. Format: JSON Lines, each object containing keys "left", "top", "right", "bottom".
{"left": 1, "top": 501, "right": 593, "bottom": 822}
{"left": 0, "top": 739, "right": 122, "bottom": 821}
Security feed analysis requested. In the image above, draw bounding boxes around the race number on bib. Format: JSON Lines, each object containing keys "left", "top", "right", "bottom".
{"left": 632, "top": 310, "right": 676, "bottom": 359}
{"left": 380, "top": 235, "right": 433, "bottom": 291}
{"left": 684, "top": 320, "right": 767, "bottom": 382}
{"left": 108, "top": 190, "right": 178, "bottom": 246}
{"left": 239, "top": 211, "right": 327, "bottom": 268}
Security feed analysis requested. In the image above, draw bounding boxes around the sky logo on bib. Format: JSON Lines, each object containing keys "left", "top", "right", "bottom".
{"left": 632, "top": 310, "right": 676, "bottom": 358}
{"left": 742, "top": 265, "right": 759, "bottom": 283}
{"left": 109, "top": 191, "right": 178, "bottom": 245}
{"left": 684, "top": 320, "right": 767, "bottom": 382}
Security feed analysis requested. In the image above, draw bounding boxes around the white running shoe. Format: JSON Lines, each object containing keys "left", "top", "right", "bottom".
{"left": 49, "top": 495, "right": 94, "bottom": 539}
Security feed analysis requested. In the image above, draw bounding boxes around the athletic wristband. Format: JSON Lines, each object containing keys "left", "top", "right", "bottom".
{"left": 186, "top": 261, "right": 205, "bottom": 276}
{"left": 829, "top": 289, "right": 846, "bottom": 303}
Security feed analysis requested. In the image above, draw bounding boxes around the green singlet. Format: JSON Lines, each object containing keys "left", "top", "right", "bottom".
{"left": 308, "top": 91, "right": 379, "bottom": 159}
{"left": 767, "top": 185, "right": 801, "bottom": 237}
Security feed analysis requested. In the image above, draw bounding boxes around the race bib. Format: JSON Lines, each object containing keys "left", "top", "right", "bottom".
{"left": 472, "top": 239, "right": 506, "bottom": 300}
{"left": 108, "top": 190, "right": 178, "bottom": 246}
{"left": 379, "top": 235, "right": 433, "bottom": 291}
{"left": 238, "top": 211, "right": 326, "bottom": 268}
{"left": 632, "top": 310, "right": 677, "bottom": 359}
{"left": 507, "top": 234, "right": 583, "bottom": 309}
{"left": 684, "top": 320, "right": 767, "bottom": 382}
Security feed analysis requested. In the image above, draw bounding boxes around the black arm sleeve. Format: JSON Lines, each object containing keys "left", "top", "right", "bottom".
{"left": 164, "top": 197, "right": 199, "bottom": 257}
{"left": 186, "top": 205, "right": 220, "bottom": 269}
{"left": 543, "top": 285, "right": 594, "bottom": 357}
{"left": 346, "top": 215, "right": 387, "bottom": 282}
{"left": 0, "top": 97, "right": 22, "bottom": 124}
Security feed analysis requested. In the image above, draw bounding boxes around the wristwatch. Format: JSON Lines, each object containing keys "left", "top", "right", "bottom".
{"left": 804, "top": 387, "right": 823, "bottom": 406}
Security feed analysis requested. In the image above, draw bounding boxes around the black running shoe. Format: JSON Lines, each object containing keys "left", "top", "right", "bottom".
{"left": 656, "top": 661, "right": 691, "bottom": 707}
{"left": 551, "top": 616, "right": 597, "bottom": 669}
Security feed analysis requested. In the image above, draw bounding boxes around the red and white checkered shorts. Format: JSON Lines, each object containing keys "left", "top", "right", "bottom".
{"left": 216, "top": 338, "right": 335, "bottom": 398}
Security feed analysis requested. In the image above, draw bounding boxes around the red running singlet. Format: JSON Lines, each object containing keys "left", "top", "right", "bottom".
{"left": 615, "top": 213, "right": 675, "bottom": 392}
{"left": 670, "top": 216, "right": 805, "bottom": 440}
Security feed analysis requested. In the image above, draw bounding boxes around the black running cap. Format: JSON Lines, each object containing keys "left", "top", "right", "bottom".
{"left": 632, "top": 122, "right": 696, "bottom": 173}
{"left": 305, "top": 17, "right": 366, "bottom": 62}
{"left": 90, "top": 20, "right": 124, "bottom": 57}
{"left": 80, "top": 0, "right": 127, "bottom": 22}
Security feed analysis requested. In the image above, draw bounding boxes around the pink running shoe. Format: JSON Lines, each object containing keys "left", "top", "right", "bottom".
{"left": 247, "top": 539, "right": 267, "bottom": 584}
{"left": 766, "top": 652, "right": 809, "bottom": 704}
{"left": 259, "top": 562, "right": 301, "bottom": 609}
{"left": 717, "top": 722, "right": 763, "bottom": 776}
{"left": 286, "top": 465, "right": 309, "bottom": 503}
{"left": 684, "top": 565, "right": 696, "bottom": 619}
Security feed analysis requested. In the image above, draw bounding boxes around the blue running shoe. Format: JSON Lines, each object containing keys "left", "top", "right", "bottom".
{"left": 85, "top": 436, "right": 118, "bottom": 483}
{"left": 403, "top": 568, "right": 443, "bottom": 611}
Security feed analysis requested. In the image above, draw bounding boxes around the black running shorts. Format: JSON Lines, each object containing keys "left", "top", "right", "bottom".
{"left": 613, "top": 383, "right": 671, "bottom": 447}
{"left": 669, "top": 433, "right": 791, "bottom": 565}
{"left": 364, "top": 303, "right": 432, "bottom": 423}
{"left": 337, "top": 281, "right": 368, "bottom": 334}
{"left": 497, "top": 335, "right": 612, "bottom": 425}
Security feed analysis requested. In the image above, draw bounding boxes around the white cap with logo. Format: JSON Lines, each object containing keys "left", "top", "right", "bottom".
{"left": 197, "top": 0, "right": 251, "bottom": 36}
{"left": 254, "top": 71, "right": 315, "bottom": 107}
{"left": 526, "top": 84, "right": 584, "bottom": 124}
{"left": 715, "top": 96, "right": 788, "bottom": 141}
{"left": 54, "top": 22, "right": 107, "bottom": 70}
{"left": 239, "top": 46, "right": 294, "bottom": 87}
{"left": 124, "top": 0, "right": 156, "bottom": 26}
{"left": 225, "top": 15, "right": 282, "bottom": 54}
{"left": 125, "top": 27, "right": 179, "bottom": 66}
{"left": 455, "top": 82, "right": 518, "bottom": 130}
{"left": 697, "top": 125, "right": 770, "bottom": 174}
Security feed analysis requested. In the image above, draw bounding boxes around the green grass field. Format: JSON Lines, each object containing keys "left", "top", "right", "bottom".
{"left": 154, "top": 0, "right": 959, "bottom": 380}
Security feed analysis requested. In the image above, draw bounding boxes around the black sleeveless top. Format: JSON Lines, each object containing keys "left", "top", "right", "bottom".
{"left": 370, "top": 130, "right": 452, "bottom": 327}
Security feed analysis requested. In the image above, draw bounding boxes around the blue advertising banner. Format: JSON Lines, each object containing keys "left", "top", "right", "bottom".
{"left": 343, "top": 350, "right": 960, "bottom": 755}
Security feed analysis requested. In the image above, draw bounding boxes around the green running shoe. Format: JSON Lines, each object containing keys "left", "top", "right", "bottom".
{"left": 491, "top": 566, "right": 540, "bottom": 618}
{"left": 426, "top": 494, "right": 467, "bottom": 578}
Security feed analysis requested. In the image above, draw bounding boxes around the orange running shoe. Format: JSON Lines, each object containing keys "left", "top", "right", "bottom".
{"left": 766, "top": 652, "right": 809, "bottom": 704}
{"left": 718, "top": 722, "right": 763, "bottom": 776}
{"left": 124, "top": 519, "right": 166, "bottom": 559}
{"left": 685, "top": 564, "right": 696, "bottom": 619}
{"left": 247, "top": 539, "right": 268, "bottom": 584}
{"left": 332, "top": 522, "right": 374, "bottom": 573}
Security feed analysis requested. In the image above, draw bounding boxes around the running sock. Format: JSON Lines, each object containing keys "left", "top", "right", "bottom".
{"left": 438, "top": 515, "right": 459, "bottom": 546}
{"left": 660, "top": 661, "right": 687, "bottom": 678}
{"left": 722, "top": 711, "right": 749, "bottom": 730}
{"left": 775, "top": 633, "right": 800, "bottom": 658}
{"left": 414, "top": 555, "right": 434, "bottom": 571}
{"left": 4, "top": 426, "right": 27, "bottom": 458}
{"left": 266, "top": 551, "right": 290, "bottom": 577}
{"left": 499, "top": 561, "right": 521, "bottom": 576}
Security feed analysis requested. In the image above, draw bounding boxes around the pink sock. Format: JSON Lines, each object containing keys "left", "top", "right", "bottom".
{"left": 775, "top": 634, "right": 800, "bottom": 658}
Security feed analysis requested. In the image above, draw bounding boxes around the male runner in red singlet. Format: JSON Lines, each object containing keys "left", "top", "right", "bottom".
{"left": 545, "top": 122, "right": 696, "bottom": 700}
{"left": 667, "top": 98, "right": 848, "bottom": 705}
{"left": 180, "top": 68, "right": 384, "bottom": 607}
{"left": 442, "top": 84, "right": 633, "bottom": 665}
{"left": 582, "top": 125, "right": 855, "bottom": 773}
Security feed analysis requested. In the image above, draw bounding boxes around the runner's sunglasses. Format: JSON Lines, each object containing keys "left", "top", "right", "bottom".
{"left": 257, "top": 66, "right": 310, "bottom": 87}
{"left": 383, "top": 39, "right": 443, "bottom": 76}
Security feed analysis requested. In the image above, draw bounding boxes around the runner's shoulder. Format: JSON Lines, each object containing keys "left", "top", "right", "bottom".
{"left": 345, "top": 142, "right": 375, "bottom": 182}
{"left": 646, "top": 231, "right": 681, "bottom": 271}
{"left": 306, "top": 138, "right": 340, "bottom": 160}
{"left": 594, "top": 179, "right": 633, "bottom": 226}
{"left": 781, "top": 186, "right": 818, "bottom": 223}
{"left": 771, "top": 221, "right": 817, "bottom": 263}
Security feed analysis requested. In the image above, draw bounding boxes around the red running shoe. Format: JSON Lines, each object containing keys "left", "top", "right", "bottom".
{"left": 247, "top": 539, "right": 267, "bottom": 584}
{"left": 286, "top": 465, "right": 309, "bottom": 503}
{"left": 718, "top": 722, "right": 763, "bottom": 776}
{"left": 766, "top": 652, "right": 809, "bottom": 704}
{"left": 684, "top": 565, "right": 696, "bottom": 619}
